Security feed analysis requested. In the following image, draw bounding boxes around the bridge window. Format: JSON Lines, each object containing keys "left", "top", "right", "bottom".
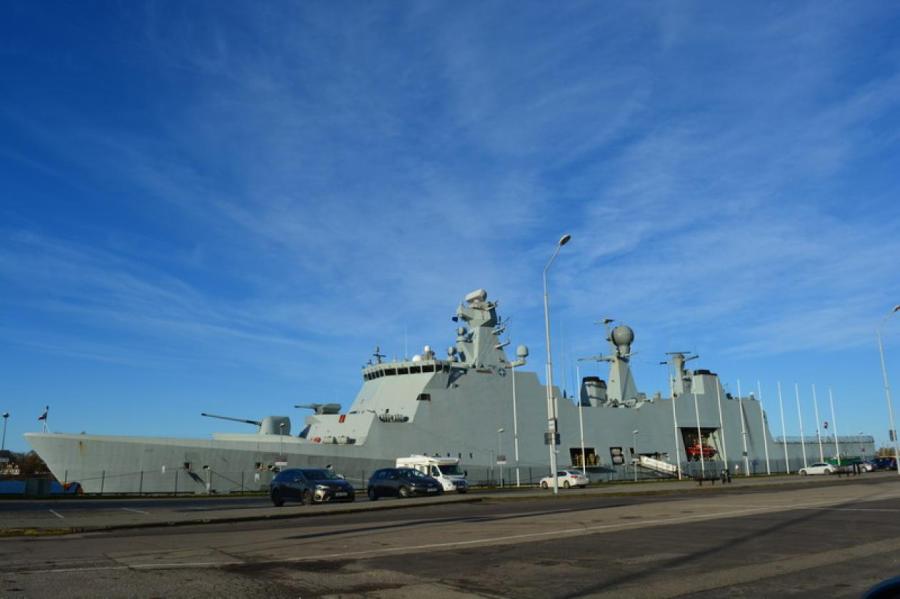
{"left": 417, "top": 393, "right": 431, "bottom": 401}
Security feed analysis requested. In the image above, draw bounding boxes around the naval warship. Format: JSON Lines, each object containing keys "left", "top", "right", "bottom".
{"left": 25, "top": 289, "right": 874, "bottom": 493}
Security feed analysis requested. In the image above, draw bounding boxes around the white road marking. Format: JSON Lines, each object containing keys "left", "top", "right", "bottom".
{"left": 48, "top": 509, "right": 64, "bottom": 520}
{"left": 121, "top": 507, "right": 150, "bottom": 515}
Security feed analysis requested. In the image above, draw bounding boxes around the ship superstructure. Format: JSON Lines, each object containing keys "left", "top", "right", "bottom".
{"left": 25, "top": 289, "right": 874, "bottom": 493}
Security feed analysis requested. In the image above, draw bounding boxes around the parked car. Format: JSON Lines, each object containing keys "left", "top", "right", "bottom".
{"left": 270, "top": 468, "right": 355, "bottom": 506}
{"left": 860, "top": 461, "right": 874, "bottom": 472}
{"left": 873, "top": 457, "right": 898, "bottom": 471}
{"left": 540, "top": 470, "right": 590, "bottom": 489}
{"left": 798, "top": 462, "right": 836, "bottom": 476}
{"left": 367, "top": 467, "right": 444, "bottom": 500}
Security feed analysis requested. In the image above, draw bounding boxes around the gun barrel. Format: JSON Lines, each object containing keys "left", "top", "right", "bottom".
{"left": 200, "top": 412, "right": 262, "bottom": 426}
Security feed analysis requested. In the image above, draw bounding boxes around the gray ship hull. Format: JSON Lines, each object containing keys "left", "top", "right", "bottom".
{"left": 25, "top": 290, "right": 874, "bottom": 493}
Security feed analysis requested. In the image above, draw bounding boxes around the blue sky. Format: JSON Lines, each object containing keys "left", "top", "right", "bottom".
{"left": 2, "top": 2, "right": 900, "bottom": 452}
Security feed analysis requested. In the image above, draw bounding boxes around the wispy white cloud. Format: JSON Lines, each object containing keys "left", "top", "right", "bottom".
{"left": 2, "top": 2, "right": 900, "bottom": 444}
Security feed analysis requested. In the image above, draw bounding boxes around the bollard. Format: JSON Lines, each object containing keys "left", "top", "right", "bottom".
{"left": 139, "top": 471, "right": 143, "bottom": 495}
{"left": 174, "top": 469, "right": 178, "bottom": 495}
{"left": 241, "top": 471, "right": 244, "bottom": 495}
{"left": 100, "top": 470, "right": 105, "bottom": 495}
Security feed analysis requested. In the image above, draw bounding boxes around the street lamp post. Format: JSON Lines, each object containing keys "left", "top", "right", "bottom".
{"left": 632, "top": 430, "right": 639, "bottom": 482}
{"left": 877, "top": 305, "right": 900, "bottom": 475}
{"left": 510, "top": 348, "right": 527, "bottom": 487}
{"left": 497, "top": 428, "right": 505, "bottom": 487}
{"left": 576, "top": 364, "right": 586, "bottom": 476}
{"left": 543, "top": 233, "right": 571, "bottom": 496}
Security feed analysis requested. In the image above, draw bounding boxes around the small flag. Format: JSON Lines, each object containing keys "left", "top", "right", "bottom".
{"left": 38, "top": 406, "right": 48, "bottom": 421}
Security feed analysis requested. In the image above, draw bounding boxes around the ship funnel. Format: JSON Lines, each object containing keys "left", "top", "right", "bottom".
{"left": 582, "top": 376, "right": 607, "bottom": 407}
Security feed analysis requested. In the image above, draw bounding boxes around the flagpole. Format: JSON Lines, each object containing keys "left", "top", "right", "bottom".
{"left": 757, "top": 380, "right": 771, "bottom": 475}
{"left": 812, "top": 384, "right": 824, "bottom": 462}
{"left": 795, "top": 384, "right": 808, "bottom": 469}
{"left": 778, "top": 382, "right": 789, "bottom": 473}
{"left": 829, "top": 388, "right": 841, "bottom": 465}
{"left": 738, "top": 379, "right": 750, "bottom": 476}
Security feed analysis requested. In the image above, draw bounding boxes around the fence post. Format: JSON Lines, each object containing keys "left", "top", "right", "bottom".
{"left": 174, "top": 470, "right": 178, "bottom": 496}
{"left": 241, "top": 471, "right": 244, "bottom": 495}
{"left": 100, "top": 470, "right": 105, "bottom": 495}
{"left": 139, "top": 470, "right": 143, "bottom": 495}
{"left": 63, "top": 470, "right": 68, "bottom": 486}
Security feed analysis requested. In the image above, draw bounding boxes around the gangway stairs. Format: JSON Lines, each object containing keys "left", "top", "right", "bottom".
{"left": 637, "top": 455, "right": 678, "bottom": 477}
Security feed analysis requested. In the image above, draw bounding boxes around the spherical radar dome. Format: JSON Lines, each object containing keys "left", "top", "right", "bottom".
{"left": 611, "top": 325, "right": 635, "bottom": 348}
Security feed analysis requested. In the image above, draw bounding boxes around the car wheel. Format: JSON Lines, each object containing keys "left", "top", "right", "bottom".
{"left": 271, "top": 489, "right": 284, "bottom": 507}
{"left": 301, "top": 489, "right": 314, "bottom": 505}
{"left": 800, "top": 470, "right": 807, "bottom": 476}
{"left": 399, "top": 486, "right": 410, "bottom": 498}
{"left": 563, "top": 481, "right": 571, "bottom": 489}
{"left": 367, "top": 487, "right": 378, "bottom": 501}
{"left": 540, "top": 481, "right": 548, "bottom": 489}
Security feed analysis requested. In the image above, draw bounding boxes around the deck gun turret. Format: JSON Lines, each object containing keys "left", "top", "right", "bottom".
{"left": 200, "top": 412, "right": 291, "bottom": 435}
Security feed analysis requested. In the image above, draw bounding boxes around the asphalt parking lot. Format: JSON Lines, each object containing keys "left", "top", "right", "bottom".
{"left": 1, "top": 473, "right": 899, "bottom": 597}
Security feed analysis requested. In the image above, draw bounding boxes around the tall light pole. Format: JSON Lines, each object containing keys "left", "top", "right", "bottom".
{"left": 509, "top": 346, "right": 527, "bottom": 487}
{"left": 576, "top": 364, "right": 586, "bottom": 476}
{"left": 877, "top": 304, "right": 900, "bottom": 475}
{"left": 1, "top": 412, "right": 8, "bottom": 452}
{"left": 543, "top": 233, "right": 571, "bottom": 496}
{"left": 497, "top": 428, "right": 505, "bottom": 487}
{"left": 632, "top": 429, "right": 639, "bottom": 482}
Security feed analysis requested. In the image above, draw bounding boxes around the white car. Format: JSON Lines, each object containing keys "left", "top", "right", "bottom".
{"left": 799, "top": 462, "right": 836, "bottom": 476}
{"left": 540, "top": 470, "right": 590, "bottom": 489}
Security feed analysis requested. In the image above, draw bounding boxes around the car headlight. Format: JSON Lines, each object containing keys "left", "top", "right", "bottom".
{"left": 316, "top": 484, "right": 329, "bottom": 490}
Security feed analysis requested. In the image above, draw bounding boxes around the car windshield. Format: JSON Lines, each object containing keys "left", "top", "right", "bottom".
{"left": 301, "top": 469, "right": 340, "bottom": 481}
{"left": 398, "top": 468, "right": 426, "bottom": 478}
{"left": 437, "top": 464, "right": 462, "bottom": 476}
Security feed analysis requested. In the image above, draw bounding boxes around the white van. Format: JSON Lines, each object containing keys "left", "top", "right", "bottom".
{"left": 395, "top": 455, "right": 468, "bottom": 493}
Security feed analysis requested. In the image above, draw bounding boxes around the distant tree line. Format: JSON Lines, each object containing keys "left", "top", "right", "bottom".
{"left": 0, "top": 450, "right": 49, "bottom": 477}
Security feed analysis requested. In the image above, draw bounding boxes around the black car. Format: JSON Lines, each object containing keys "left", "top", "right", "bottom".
{"left": 367, "top": 467, "right": 444, "bottom": 500}
{"left": 270, "top": 468, "right": 355, "bottom": 506}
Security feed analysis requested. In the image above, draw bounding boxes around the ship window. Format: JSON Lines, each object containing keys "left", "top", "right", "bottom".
{"left": 417, "top": 393, "right": 431, "bottom": 401}
{"left": 384, "top": 368, "right": 396, "bottom": 376}
{"left": 183, "top": 462, "right": 192, "bottom": 471}
{"left": 397, "top": 367, "right": 409, "bottom": 375}
{"left": 422, "top": 364, "right": 434, "bottom": 373}
{"left": 410, "top": 366, "right": 421, "bottom": 374}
